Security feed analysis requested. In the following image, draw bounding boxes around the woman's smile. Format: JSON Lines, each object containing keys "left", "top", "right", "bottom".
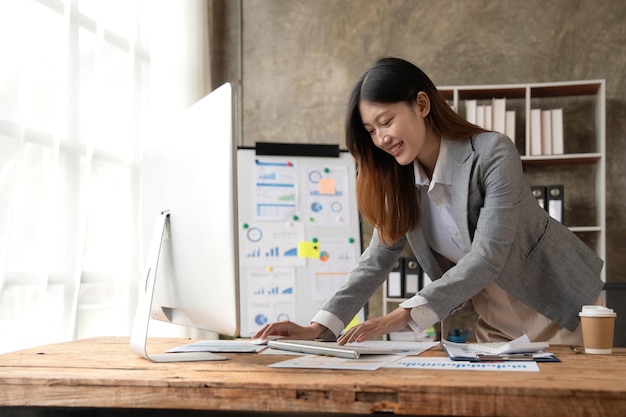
{"left": 388, "top": 141, "right": 404, "bottom": 155}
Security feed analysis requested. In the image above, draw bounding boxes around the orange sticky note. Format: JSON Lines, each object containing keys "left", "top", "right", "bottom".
{"left": 297, "top": 241, "right": 321, "bottom": 259}
{"left": 318, "top": 178, "right": 336, "bottom": 195}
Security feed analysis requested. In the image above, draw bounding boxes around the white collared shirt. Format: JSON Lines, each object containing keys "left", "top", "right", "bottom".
{"left": 399, "top": 138, "right": 469, "bottom": 332}
{"left": 414, "top": 138, "right": 467, "bottom": 263}
{"left": 312, "top": 140, "right": 470, "bottom": 338}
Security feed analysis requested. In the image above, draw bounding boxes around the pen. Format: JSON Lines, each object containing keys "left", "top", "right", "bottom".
{"left": 569, "top": 345, "right": 583, "bottom": 354}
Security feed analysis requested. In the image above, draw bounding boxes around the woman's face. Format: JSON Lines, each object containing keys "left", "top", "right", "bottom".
{"left": 359, "top": 92, "right": 434, "bottom": 167}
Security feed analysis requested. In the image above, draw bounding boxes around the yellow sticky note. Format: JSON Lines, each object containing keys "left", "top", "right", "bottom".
{"left": 297, "top": 241, "right": 321, "bottom": 259}
{"left": 344, "top": 315, "right": 360, "bottom": 332}
{"left": 318, "top": 178, "right": 336, "bottom": 195}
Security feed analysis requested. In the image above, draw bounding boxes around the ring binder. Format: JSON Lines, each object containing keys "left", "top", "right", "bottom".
{"left": 403, "top": 258, "right": 422, "bottom": 298}
{"left": 386, "top": 258, "right": 404, "bottom": 298}
{"left": 547, "top": 184, "right": 564, "bottom": 223}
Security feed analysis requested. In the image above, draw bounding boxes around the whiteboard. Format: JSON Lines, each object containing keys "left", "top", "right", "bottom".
{"left": 236, "top": 146, "right": 363, "bottom": 337}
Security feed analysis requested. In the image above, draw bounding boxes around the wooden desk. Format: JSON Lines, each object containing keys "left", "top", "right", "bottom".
{"left": 0, "top": 337, "right": 625, "bottom": 416}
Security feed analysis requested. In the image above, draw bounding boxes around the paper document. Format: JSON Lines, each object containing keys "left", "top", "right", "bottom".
{"left": 267, "top": 340, "right": 438, "bottom": 359}
{"left": 386, "top": 357, "right": 540, "bottom": 372}
{"left": 357, "top": 340, "right": 439, "bottom": 356}
{"left": 441, "top": 334, "right": 557, "bottom": 362}
{"left": 168, "top": 340, "right": 266, "bottom": 353}
{"left": 270, "top": 354, "right": 403, "bottom": 371}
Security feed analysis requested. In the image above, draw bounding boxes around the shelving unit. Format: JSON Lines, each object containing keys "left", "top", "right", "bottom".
{"left": 382, "top": 80, "right": 606, "bottom": 316}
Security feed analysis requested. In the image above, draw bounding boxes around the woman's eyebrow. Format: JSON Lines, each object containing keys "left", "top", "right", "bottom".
{"left": 363, "top": 110, "right": 391, "bottom": 126}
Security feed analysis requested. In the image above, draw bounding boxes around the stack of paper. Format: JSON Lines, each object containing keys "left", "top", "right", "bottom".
{"left": 441, "top": 335, "right": 557, "bottom": 362}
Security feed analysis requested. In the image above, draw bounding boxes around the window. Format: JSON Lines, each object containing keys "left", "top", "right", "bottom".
{"left": 0, "top": 0, "right": 212, "bottom": 353}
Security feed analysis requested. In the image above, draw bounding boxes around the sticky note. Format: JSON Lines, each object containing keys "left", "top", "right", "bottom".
{"left": 344, "top": 315, "right": 360, "bottom": 332}
{"left": 297, "top": 241, "right": 321, "bottom": 259}
{"left": 318, "top": 178, "right": 336, "bottom": 195}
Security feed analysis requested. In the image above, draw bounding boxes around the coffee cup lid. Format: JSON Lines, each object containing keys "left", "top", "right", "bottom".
{"left": 579, "top": 305, "right": 617, "bottom": 317}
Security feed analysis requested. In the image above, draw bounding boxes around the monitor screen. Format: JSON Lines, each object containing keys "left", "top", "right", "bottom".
{"left": 131, "top": 83, "right": 239, "bottom": 362}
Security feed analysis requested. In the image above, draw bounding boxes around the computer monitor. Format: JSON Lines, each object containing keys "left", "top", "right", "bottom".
{"left": 130, "top": 83, "right": 240, "bottom": 362}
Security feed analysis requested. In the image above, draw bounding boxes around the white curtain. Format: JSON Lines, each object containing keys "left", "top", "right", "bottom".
{"left": 0, "top": 0, "right": 212, "bottom": 353}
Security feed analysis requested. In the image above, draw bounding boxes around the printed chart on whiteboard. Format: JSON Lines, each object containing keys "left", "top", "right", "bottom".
{"left": 237, "top": 145, "right": 363, "bottom": 337}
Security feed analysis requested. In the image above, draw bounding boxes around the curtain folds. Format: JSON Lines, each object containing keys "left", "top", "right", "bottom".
{"left": 0, "top": 0, "right": 212, "bottom": 353}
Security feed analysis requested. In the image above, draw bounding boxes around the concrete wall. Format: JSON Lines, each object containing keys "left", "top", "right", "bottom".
{"left": 213, "top": 0, "right": 626, "bottom": 325}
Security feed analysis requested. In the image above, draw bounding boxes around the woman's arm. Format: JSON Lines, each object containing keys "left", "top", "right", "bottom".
{"left": 313, "top": 230, "right": 407, "bottom": 339}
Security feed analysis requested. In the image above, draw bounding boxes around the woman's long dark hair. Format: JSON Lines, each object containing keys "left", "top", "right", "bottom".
{"left": 345, "top": 57, "right": 486, "bottom": 244}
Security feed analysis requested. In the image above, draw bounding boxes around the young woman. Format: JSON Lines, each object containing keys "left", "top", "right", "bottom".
{"left": 254, "top": 57, "right": 604, "bottom": 344}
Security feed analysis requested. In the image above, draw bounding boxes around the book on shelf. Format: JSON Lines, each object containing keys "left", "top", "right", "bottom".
{"left": 551, "top": 108, "right": 564, "bottom": 154}
{"left": 492, "top": 97, "right": 506, "bottom": 135}
{"left": 505, "top": 110, "right": 516, "bottom": 143}
{"left": 529, "top": 108, "right": 564, "bottom": 156}
{"left": 530, "top": 109, "right": 542, "bottom": 156}
{"left": 465, "top": 97, "right": 515, "bottom": 144}
{"left": 465, "top": 99, "right": 477, "bottom": 125}
{"left": 484, "top": 104, "right": 492, "bottom": 130}
{"left": 541, "top": 110, "right": 552, "bottom": 155}
{"left": 476, "top": 104, "right": 485, "bottom": 128}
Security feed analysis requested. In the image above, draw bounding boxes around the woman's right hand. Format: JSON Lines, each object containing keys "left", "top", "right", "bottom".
{"left": 252, "top": 321, "right": 326, "bottom": 341}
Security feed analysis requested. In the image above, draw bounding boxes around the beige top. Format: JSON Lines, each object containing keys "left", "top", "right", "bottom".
{"left": 471, "top": 283, "right": 601, "bottom": 344}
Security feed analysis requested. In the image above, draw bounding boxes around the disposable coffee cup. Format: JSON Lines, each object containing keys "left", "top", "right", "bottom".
{"left": 579, "top": 305, "right": 616, "bottom": 354}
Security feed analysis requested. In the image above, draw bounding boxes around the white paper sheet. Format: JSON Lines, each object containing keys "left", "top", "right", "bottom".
{"left": 385, "top": 357, "right": 540, "bottom": 372}
{"left": 270, "top": 354, "right": 403, "bottom": 371}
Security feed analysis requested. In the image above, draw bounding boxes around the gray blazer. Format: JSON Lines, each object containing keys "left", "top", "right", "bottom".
{"left": 321, "top": 132, "right": 604, "bottom": 333}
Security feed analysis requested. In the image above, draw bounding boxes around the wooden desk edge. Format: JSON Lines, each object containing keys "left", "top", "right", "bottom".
{"left": 1, "top": 337, "right": 625, "bottom": 417}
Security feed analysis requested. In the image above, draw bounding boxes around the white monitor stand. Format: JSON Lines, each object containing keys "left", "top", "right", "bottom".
{"left": 130, "top": 211, "right": 227, "bottom": 362}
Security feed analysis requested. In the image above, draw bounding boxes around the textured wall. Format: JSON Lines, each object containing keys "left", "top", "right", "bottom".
{"left": 216, "top": 0, "right": 626, "bottom": 324}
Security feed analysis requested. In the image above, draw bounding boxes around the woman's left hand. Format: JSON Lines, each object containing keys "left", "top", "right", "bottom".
{"left": 337, "top": 307, "right": 413, "bottom": 345}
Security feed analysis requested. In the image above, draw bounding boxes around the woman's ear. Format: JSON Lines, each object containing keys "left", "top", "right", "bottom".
{"left": 416, "top": 91, "right": 431, "bottom": 118}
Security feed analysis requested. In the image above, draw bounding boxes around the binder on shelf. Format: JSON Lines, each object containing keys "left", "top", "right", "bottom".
{"left": 531, "top": 185, "right": 547, "bottom": 210}
{"left": 386, "top": 258, "right": 404, "bottom": 298}
{"left": 547, "top": 185, "right": 564, "bottom": 223}
{"left": 403, "top": 258, "right": 422, "bottom": 298}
